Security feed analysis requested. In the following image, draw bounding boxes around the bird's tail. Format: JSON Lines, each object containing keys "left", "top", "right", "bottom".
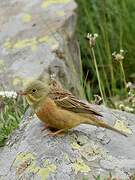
{"left": 85, "top": 116, "right": 127, "bottom": 137}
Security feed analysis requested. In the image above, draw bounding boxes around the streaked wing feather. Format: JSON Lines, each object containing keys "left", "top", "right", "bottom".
{"left": 49, "top": 88, "right": 102, "bottom": 117}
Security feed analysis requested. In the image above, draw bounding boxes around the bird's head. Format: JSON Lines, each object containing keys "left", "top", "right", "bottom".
{"left": 19, "top": 80, "right": 49, "bottom": 106}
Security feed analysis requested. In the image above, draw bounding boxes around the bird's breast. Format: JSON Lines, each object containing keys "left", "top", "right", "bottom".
{"left": 36, "top": 98, "right": 58, "bottom": 125}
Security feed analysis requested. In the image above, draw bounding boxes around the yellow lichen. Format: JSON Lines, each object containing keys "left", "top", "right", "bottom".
{"left": 41, "top": 0, "right": 71, "bottom": 9}
{"left": 4, "top": 39, "right": 13, "bottom": 49}
{"left": 14, "top": 152, "right": 56, "bottom": 180}
{"left": 114, "top": 120, "right": 133, "bottom": 134}
{"left": 22, "top": 78, "right": 37, "bottom": 87}
{"left": 63, "top": 153, "right": 70, "bottom": 161}
{"left": 38, "top": 164, "right": 56, "bottom": 180}
{"left": 3, "top": 35, "right": 58, "bottom": 51}
{"left": 14, "top": 38, "right": 37, "bottom": 51}
{"left": 4, "top": 38, "right": 37, "bottom": 51}
{"left": 14, "top": 152, "right": 37, "bottom": 174}
{"left": 0, "top": 59, "right": 5, "bottom": 68}
{"left": 80, "top": 143, "right": 104, "bottom": 161}
{"left": 38, "top": 36, "right": 49, "bottom": 43}
{"left": 38, "top": 35, "right": 59, "bottom": 50}
{"left": 56, "top": 10, "right": 65, "bottom": 17}
{"left": 72, "top": 158, "right": 91, "bottom": 174}
{"left": 15, "top": 152, "right": 36, "bottom": 163}
{"left": 0, "top": 177, "right": 4, "bottom": 180}
{"left": 0, "top": 59, "right": 5, "bottom": 72}
{"left": 12, "top": 77, "right": 22, "bottom": 86}
{"left": 71, "top": 142, "right": 81, "bottom": 150}
{"left": 21, "top": 14, "right": 32, "bottom": 23}
{"left": 27, "top": 156, "right": 39, "bottom": 174}
{"left": 44, "top": 159, "right": 50, "bottom": 166}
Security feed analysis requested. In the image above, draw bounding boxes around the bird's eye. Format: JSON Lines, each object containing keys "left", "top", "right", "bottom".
{"left": 32, "top": 89, "right": 36, "bottom": 93}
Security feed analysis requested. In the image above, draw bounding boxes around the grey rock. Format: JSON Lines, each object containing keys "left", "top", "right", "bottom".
{"left": 76, "top": 134, "right": 89, "bottom": 145}
{"left": 0, "top": 0, "right": 84, "bottom": 97}
{"left": 0, "top": 107, "right": 135, "bottom": 180}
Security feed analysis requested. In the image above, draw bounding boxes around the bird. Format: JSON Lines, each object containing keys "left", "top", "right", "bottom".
{"left": 19, "top": 78, "right": 127, "bottom": 137}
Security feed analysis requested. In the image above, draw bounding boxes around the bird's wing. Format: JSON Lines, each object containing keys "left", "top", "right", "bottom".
{"left": 49, "top": 87, "right": 102, "bottom": 117}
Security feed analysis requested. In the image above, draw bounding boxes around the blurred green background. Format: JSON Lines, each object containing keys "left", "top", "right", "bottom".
{"left": 76, "top": 0, "right": 135, "bottom": 104}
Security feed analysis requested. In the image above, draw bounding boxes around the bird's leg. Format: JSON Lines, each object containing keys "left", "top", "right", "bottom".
{"left": 41, "top": 124, "right": 50, "bottom": 131}
{"left": 47, "top": 129, "right": 66, "bottom": 137}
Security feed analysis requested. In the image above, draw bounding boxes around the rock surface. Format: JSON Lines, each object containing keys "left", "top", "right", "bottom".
{"left": 0, "top": 106, "right": 135, "bottom": 180}
{"left": 0, "top": 0, "right": 84, "bottom": 97}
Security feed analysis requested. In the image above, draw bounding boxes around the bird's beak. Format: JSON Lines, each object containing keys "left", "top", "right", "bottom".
{"left": 17, "top": 91, "right": 28, "bottom": 96}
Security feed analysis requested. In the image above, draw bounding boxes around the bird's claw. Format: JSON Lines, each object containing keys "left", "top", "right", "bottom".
{"left": 46, "top": 129, "right": 66, "bottom": 137}
{"left": 41, "top": 124, "right": 50, "bottom": 132}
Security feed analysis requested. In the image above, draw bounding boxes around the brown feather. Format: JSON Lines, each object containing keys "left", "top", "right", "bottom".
{"left": 49, "top": 87, "right": 103, "bottom": 117}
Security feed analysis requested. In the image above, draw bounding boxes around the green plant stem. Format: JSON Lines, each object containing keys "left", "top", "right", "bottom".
{"left": 119, "top": 61, "right": 127, "bottom": 95}
{"left": 101, "top": 0, "right": 116, "bottom": 96}
{"left": 91, "top": 47, "right": 106, "bottom": 105}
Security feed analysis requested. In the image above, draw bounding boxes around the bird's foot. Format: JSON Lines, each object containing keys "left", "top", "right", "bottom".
{"left": 47, "top": 129, "right": 66, "bottom": 137}
{"left": 41, "top": 124, "right": 50, "bottom": 132}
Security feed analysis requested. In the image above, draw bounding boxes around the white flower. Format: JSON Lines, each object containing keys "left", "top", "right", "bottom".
{"left": 119, "top": 103, "right": 124, "bottom": 110}
{"left": 86, "top": 33, "right": 98, "bottom": 47}
{"left": 112, "top": 52, "right": 116, "bottom": 56}
{"left": 126, "top": 82, "right": 132, "bottom": 88}
{"left": 86, "top": 33, "right": 92, "bottom": 39}
{"left": 124, "top": 106, "right": 134, "bottom": 112}
{"left": 120, "top": 49, "right": 124, "bottom": 53}
{"left": 112, "top": 50, "right": 124, "bottom": 61}
{"left": 94, "top": 33, "right": 98, "bottom": 38}
{"left": 0, "top": 91, "right": 17, "bottom": 98}
{"left": 50, "top": 73, "right": 56, "bottom": 79}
